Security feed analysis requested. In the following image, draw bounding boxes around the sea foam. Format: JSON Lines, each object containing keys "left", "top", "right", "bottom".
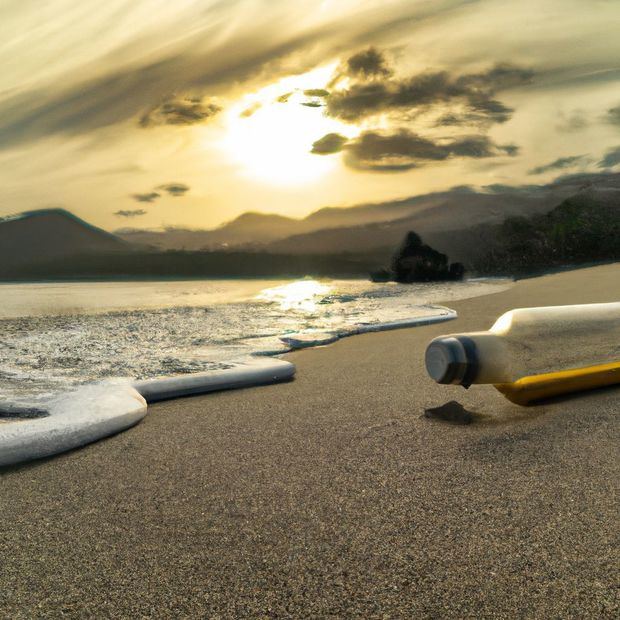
{"left": 0, "top": 381, "right": 146, "bottom": 467}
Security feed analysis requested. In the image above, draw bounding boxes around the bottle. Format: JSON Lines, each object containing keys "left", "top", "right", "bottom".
{"left": 425, "top": 302, "right": 620, "bottom": 405}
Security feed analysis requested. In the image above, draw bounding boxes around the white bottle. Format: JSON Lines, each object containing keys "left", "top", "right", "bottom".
{"left": 425, "top": 302, "right": 620, "bottom": 404}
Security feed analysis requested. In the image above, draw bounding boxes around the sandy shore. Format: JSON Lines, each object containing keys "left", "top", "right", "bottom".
{"left": 1, "top": 264, "right": 619, "bottom": 618}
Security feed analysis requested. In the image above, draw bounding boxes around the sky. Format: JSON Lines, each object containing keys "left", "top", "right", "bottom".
{"left": 0, "top": 0, "right": 619, "bottom": 231}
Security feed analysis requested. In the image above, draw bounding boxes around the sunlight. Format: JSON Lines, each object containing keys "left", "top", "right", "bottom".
{"left": 219, "top": 64, "right": 351, "bottom": 186}
{"left": 257, "top": 280, "right": 332, "bottom": 312}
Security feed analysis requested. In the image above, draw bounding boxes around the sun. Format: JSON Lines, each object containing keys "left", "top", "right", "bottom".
{"left": 219, "top": 64, "right": 351, "bottom": 186}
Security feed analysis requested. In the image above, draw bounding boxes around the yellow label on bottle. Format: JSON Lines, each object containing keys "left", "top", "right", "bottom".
{"left": 494, "top": 361, "right": 620, "bottom": 406}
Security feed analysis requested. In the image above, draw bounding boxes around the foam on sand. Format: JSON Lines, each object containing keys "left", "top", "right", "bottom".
{"left": 0, "top": 382, "right": 146, "bottom": 467}
{"left": 134, "top": 357, "right": 295, "bottom": 403}
{"left": 281, "top": 305, "right": 457, "bottom": 349}
{"left": 0, "top": 305, "right": 451, "bottom": 466}
{"left": 1, "top": 358, "right": 296, "bottom": 467}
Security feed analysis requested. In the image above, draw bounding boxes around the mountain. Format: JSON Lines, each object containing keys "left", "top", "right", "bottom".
{"left": 116, "top": 172, "right": 619, "bottom": 252}
{"left": 0, "top": 208, "right": 129, "bottom": 273}
{"left": 118, "top": 212, "right": 300, "bottom": 251}
{"left": 3, "top": 177, "right": 617, "bottom": 281}
{"left": 265, "top": 179, "right": 620, "bottom": 267}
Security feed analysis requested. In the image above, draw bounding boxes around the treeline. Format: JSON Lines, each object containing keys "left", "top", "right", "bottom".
{"left": 0, "top": 249, "right": 389, "bottom": 280}
{"left": 472, "top": 192, "right": 620, "bottom": 276}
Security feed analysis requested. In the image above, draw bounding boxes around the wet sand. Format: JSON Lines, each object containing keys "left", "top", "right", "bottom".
{"left": 1, "top": 264, "right": 619, "bottom": 618}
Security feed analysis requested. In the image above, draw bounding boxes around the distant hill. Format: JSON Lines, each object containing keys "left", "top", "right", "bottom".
{"left": 116, "top": 172, "right": 619, "bottom": 251}
{"left": 4, "top": 172, "right": 618, "bottom": 281}
{"left": 267, "top": 182, "right": 620, "bottom": 268}
{"left": 2, "top": 180, "right": 618, "bottom": 281}
{"left": 0, "top": 208, "right": 129, "bottom": 274}
{"left": 472, "top": 187, "right": 620, "bottom": 275}
{"left": 118, "top": 212, "right": 300, "bottom": 251}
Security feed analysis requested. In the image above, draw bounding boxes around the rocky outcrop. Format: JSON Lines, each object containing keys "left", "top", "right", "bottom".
{"left": 382, "top": 232, "right": 464, "bottom": 283}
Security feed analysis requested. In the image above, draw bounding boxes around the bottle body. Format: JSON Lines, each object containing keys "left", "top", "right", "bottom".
{"left": 425, "top": 302, "right": 620, "bottom": 405}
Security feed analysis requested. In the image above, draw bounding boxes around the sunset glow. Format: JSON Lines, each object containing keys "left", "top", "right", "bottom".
{"left": 0, "top": 1, "right": 618, "bottom": 231}
{"left": 220, "top": 65, "right": 349, "bottom": 186}
{"left": 257, "top": 280, "right": 332, "bottom": 312}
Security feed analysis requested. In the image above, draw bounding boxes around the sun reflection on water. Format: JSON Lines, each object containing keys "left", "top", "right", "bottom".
{"left": 256, "top": 280, "right": 332, "bottom": 312}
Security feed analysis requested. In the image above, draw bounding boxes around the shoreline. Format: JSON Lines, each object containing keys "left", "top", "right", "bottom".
{"left": 1, "top": 258, "right": 617, "bottom": 285}
{"left": 1, "top": 263, "right": 618, "bottom": 617}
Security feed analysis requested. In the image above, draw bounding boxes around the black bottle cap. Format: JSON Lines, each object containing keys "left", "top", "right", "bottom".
{"left": 425, "top": 336, "right": 479, "bottom": 386}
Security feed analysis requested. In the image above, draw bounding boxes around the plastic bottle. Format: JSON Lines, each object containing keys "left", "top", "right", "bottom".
{"left": 425, "top": 302, "right": 620, "bottom": 405}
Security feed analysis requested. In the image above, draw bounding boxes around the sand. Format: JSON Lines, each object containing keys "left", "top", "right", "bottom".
{"left": 1, "top": 264, "right": 619, "bottom": 618}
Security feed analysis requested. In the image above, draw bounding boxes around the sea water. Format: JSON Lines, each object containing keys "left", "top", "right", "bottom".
{"left": 0, "top": 277, "right": 511, "bottom": 408}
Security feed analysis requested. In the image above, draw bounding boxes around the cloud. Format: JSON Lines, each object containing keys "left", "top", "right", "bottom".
{"left": 130, "top": 183, "right": 188, "bottom": 203}
{"left": 468, "top": 98, "right": 514, "bottom": 123}
{"left": 312, "top": 129, "right": 518, "bottom": 171}
{"left": 303, "top": 88, "right": 330, "bottom": 97}
{"left": 140, "top": 96, "right": 221, "bottom": 127}
{"left": 157, "top": 183, "right": 190, "bottom": 196}
{"left": 597, "top": 145, "right": 620, "bottom": 168}
{"left": 454, "top": 63, "right": 534, "bottom": 91}
{"left": 325, "top": 60, "right": 533, "bottom": 124}
{"left": 0, "top": 0, "right": 512, "bottom": 151}
{"left": 604, "top": 105, "right": 620, "bottom": 126}
{"left": 131, "top": 192, "right": 160, "bottom": 203}
{"left": 528, "top": 155, "right": 587, "bottom": 175}
{"left": 0, "top": 1, "right": 526, "bottom": 154}
{"left": 114, "top": 209, "right": 147, "bottom": 218}
{"left": 311, "top": 133, "right": 348, "bottom": 154}
{"left": 435, "top": 99, "right": 513, "bottom": 127}
{"left": 0, "top": 25, "right": 329, "bottom": 147}
{"left": 343, "top": 47, "right": 393, "bottom": 80}
{"left": 555, "top": 110, "right": 589, "bottom": 133}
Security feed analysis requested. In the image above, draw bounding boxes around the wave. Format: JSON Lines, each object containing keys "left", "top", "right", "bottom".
{"left": 0, "top": 306, "right": 457, "bottom": 467}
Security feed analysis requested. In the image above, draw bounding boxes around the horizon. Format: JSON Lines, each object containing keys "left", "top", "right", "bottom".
{"left": 1, "top": 0, "right": 619, "bottom": 233}
{"left": 4, "top": 169, "right": 617, "bottom": 236}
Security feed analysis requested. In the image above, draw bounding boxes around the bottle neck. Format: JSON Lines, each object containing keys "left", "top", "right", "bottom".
{"left": 465, "top": 332, "right": 512, "bottom": 384}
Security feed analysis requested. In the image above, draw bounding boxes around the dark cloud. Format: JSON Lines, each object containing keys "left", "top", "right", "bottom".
{"left": 311, "top": 133, "right": 348, "bottom": 154}
{"left": 597, "top": 145, "right": 620, "bottom": 168}
{"left": 454, "top": 64, "right": 534, "bottom": 91}
{"left": 528, "top": 155, "right": 586, "bottom": 175}
{"left": 435, "top": 99, "right": 513, "bottom": 127}
{"left": 325, "top": 62, "right": 533, "bottom": 124}
{"left": 157, "top": 183, "right": 190, "bottom": 196}
{"left": 131, "top": 192, "right": 161, "bottom": 203}
{"left": 312, "top": 129, "right": 518, "bottom": 172}
{"left": 344, "top": 47, "right": 392, "bottom": 80}
{"left": 303, "top": 89, "right": 330, "bottom": 97}
{"left": 468, "top": 98, "right": 514, "bottom": 123}
{"left": 140, "top": 96, "right": 221, "bottom": 127}
{"left": 115, "top": 209, "right": 147, "bottom": 218}
{"left": 604, "top": 105, "right": 620, "bottom": 126}
{"left": 301, "top": 101, "right": 324, "bottom": 108}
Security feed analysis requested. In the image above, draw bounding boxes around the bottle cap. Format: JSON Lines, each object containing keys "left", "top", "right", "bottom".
{"left": 425, "top": 336, "right": 477, "bottom": 386}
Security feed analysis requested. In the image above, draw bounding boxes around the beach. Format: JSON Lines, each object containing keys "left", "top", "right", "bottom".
{"left": 1, "top": 264, "right": 618, "bottom": 618}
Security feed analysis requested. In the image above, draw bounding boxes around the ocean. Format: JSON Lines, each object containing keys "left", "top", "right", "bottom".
{"left": 0, "top": 277, "right": 511, "bottom": 408}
